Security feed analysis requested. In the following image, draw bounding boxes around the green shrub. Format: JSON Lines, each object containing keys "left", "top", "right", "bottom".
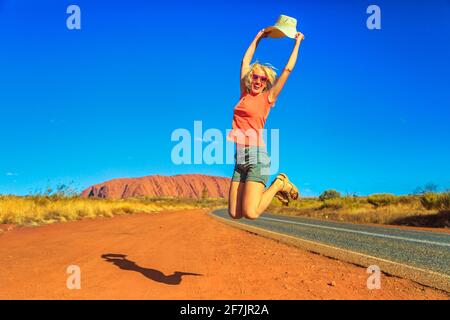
{"left": 367, "top": 194, "right": 397, "bottom": 207}
{"left": 321, "top": 198, "right": 344, "bottom": 210}
{"left": 438, "top": 192, "right": 450, "bottom": 210}
{"left": 420, "top": 193, "right": 441, "bottom": 210}
{"left": 342, "top": 195, "right": 365, "bottom": 208}
{"left": 319, "top": 190, "right": 341, "bottom": 201}
{"left": 422, "top": 192, "right": 450, "bottom": 210}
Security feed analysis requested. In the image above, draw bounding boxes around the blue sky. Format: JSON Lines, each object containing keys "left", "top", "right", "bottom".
{"left": 0, "top": 0, "right": 449, "bottom": 196}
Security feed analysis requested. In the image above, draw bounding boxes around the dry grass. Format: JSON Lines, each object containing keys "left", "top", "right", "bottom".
{"left": 1, "top": 193, "right": 449, "bottom": 229}
{"left": 0, "top": 196, "right": 227, "bottom": 226}
{"left": 269, "top": 194, "right": 450, "bottom": 228}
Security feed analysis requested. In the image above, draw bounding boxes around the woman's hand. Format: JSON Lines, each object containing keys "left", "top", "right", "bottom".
{"left": 256, "top": 29, "right": 268, "bottom": 40}
{"left": 295, "top": 32, "right": 305, "bottom": 44}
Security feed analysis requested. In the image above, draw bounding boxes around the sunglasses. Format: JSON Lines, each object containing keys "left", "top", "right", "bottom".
{"left": 252, "top": 73, "right": 268, "bottom": 83}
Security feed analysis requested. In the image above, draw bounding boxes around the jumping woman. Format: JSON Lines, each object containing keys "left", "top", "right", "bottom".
{"left": 227, "top": 27, "right": 305, "bottom": 220}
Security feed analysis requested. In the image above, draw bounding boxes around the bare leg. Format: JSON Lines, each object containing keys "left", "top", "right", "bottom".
{"left": 228, "top": 181, "right": 245, "bottom": 219}
{"left": 242, "top": 179, "right": 283, "bottom": 220}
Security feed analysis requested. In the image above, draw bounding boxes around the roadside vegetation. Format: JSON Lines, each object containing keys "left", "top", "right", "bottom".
{"left": 0, "top": 183, "right": 227, "bottom": 227}
{"left": 0, "top": 195, "right": 227, "bottom": 226}
{"left": 269, "top": 188, "right": 450, "bottom": 228}
{"left": 1, "top": 182, "right": 448, "bottom": 229}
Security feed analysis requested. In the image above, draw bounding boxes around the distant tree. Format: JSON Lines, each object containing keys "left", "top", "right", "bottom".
{"left": 30, "top": 180, "right": 79, "bottom": 198}
{"left": 414, "top": 182, "right": 439, "bottom": 195}
{"left": 319, "top": 190, "right": 341, "bottom": 201}
{"left": 345, "top": 191, "right": 359, "bottom": 198}
{"left": 53, "top": 181, "right": 79, "bottom": 197}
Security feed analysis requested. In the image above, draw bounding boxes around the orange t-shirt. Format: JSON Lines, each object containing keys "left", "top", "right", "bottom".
{"left": 227, "top": 90, "right": 275, "bottom": 146}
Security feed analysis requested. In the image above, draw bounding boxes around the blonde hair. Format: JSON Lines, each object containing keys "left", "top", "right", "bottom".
{"left": 244, "top": 61, "right": 277, "bottom": 93}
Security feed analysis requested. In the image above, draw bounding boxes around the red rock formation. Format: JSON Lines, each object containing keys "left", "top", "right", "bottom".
{"left": 81, "top": 174, "right": 231, "bottom": 199}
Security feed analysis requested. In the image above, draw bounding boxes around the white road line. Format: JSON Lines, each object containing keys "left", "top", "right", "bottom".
{"left": 260, "top": 216, "right": 450, "bottom": 248}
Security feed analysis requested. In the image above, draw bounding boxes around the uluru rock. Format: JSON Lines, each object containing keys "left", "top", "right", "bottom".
{"left": 81, "top": 174, "right": 231, "bottom": 199}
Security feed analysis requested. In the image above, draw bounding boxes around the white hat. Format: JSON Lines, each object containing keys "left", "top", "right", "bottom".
{"left": 265, "top": 14, "right": 298, "bottom": 39}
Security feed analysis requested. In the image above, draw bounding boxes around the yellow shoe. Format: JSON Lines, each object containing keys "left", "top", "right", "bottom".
{"left": 274, "top": 173, "right": 299, "bottom": 204}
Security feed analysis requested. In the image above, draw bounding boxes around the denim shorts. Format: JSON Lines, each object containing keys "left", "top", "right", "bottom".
{"left": 232, "top": 145, "right": 271, "bottom": 187}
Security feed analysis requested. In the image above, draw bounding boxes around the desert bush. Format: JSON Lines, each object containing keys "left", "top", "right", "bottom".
{"left": 320, "top": 198, "right": 344, "bottom": 210}
{"left": 438, "top": 192, "right": 450, "bottom": 210}
{"left": 367, "top": 194, "right": 397, "bottom": 207}
{"left": 420, "top": 193, "right": 441, "bottom": 210}
{"left": 421, "top": 192, "right": 450, "bottom": 210}
{"left": 319, "top": 190, "right": 341, "bottom": 201}
{"left": 414, "top": 183, "right": 439, "bottom": 195}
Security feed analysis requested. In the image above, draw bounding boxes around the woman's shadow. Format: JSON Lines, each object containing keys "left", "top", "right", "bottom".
{"left": 101, "top": 253, "right": 202, "bottom": 285}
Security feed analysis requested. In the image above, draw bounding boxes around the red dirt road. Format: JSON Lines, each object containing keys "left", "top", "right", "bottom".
{"left": 0, "top": 209, "right": 448, "bottom": 300}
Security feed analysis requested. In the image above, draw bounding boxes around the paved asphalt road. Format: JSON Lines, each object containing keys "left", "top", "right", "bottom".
{"left": 212, "top": 209, "right": 450, "bottom": 277}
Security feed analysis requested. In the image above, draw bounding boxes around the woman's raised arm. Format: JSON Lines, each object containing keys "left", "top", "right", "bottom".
{"left": 240, "top": 29, "right": 267, "bottom": 95}
{"left": 268, "top": 32, "right": 304, "bottom": 103}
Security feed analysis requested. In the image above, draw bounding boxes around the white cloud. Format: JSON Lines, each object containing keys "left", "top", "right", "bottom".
{"left": 5, "top": 172, "right": 18, "bottom": 177}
